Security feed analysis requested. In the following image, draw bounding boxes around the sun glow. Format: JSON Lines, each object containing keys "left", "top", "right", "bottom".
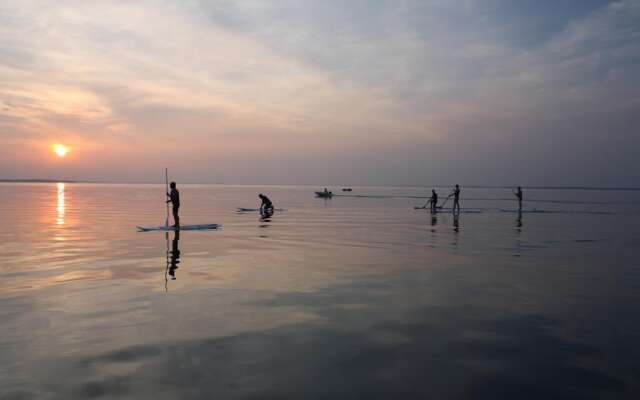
{"left": 57, "top": 182, "right": 65, "bottom": 225}
{"left": 53, "top": 144, "right": 68, "bottom": 157}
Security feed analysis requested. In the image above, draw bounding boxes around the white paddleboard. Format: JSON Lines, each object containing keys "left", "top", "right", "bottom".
{"left": 414, "top": 208, "right": 482, "bottom": 214}
{"left": 137, "top": 224, "right": 221, "bottom": 232}
{"left": 236, "top": 208, "right": 285, "bottom": 212}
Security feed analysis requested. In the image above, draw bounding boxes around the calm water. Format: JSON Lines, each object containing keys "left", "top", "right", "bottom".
{"left": 1, "top": 183, "right": 640, "bottom": 399}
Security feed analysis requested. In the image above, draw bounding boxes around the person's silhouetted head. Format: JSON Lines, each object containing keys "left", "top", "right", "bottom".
{"left": 455, "top": 184, "right": 459, "bottom": 189}
{"left": 258, "top": 193, "right": 264, "bottom": 199}
{"left": 518, "top": 186, "right": 521, "bottom": 191}
{"left": 170, "top": 182, "right": 176, "bottom": 189}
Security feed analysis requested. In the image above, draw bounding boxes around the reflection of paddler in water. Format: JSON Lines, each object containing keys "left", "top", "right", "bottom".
{"left": 168, "top": 231, "right": 181, "bottom": 280}
{"left": 516, "top": 208, "right": 523, "bottom": 229}
{"left": 451, "top": 212, "right": 460, "bottom": 250}
{"left": 429, "top": 213, "right": 438, "bottom": 234}
{"left": 513, "top": 209, "right": 523, "bottom": 257}
{"left": 260, "top": 207, "right": 274, "bottom": 223}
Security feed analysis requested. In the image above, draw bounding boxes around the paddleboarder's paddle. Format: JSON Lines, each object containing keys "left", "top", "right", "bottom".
{"left": 438, "top": 195, "right": 452, "bottom": 210}
{"left": 165, "top": 168, "right": 169, "bottom": 227}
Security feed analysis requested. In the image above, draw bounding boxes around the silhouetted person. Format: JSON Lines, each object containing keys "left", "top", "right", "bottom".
{"left": 514, "top": 186, "right": 523, "bottom": 210}
{"left": 451, "top": 184, "right": 461, "bottom": 213}
{"left": 259, "top": 193, "right": 274, "bottom": 213}
{"left": 429, "top": 189, "right": 439, "bottom": 213}
{"left": 167, "top": 181, "right": 180, "bottom": 228}
{"left": 169, "top": 231, "right": 180, "bottom": 279}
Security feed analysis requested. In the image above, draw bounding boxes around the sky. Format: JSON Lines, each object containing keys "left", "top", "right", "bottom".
{"left": 0, "top": 0, "right": 639, "bottom": 186}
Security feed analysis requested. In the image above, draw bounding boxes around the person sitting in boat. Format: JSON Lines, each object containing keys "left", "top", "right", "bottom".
{"left": 166, "top": 181, "right": 180, "bottom": 228}
{"left": 429, "top": 189, "right": 438, "bottom": 213}
{"left": 323, "top": 188, "right": 332, "bottom": 196}
{"left": 259, "top": 193, "right": 274, "bottom": 213}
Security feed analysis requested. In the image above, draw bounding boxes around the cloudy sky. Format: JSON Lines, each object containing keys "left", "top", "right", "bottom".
{"left": 1, "top": 0, "right": 638, "bottom": 186}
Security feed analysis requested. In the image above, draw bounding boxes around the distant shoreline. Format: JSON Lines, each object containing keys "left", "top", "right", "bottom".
{"left": 1, "top": 179, "right": 638, "bottom": 191}
{"left": 0, "top": 179, "right": 81, "bottom": 183}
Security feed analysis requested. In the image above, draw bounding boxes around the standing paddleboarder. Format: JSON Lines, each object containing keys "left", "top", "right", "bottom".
{"left": 429, "top": 189, "right": 439, "bottom": 213}
{"left": 514, "top": 186, "right": 523, "bottom": 210}
{"left": 167, "top": 182, "right": 180, "bottom": 228}
{"left": 451, "top": 184, "right": 461, "bottom": 213}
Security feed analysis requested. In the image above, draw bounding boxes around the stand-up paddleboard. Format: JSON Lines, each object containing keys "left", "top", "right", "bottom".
{"left": 137, "top": 224, "right": 221, "bottom": 232}
{"left": 138, "top": 169, "right": 222, "bottom": 232}
{"left": 236, "top": 207, "right": 285, "bottom": 212}
{"left": 499, "top": 209, "right": 543, "bottom": 213}
{"left": 414, "top": 207, "right": 482, "bottom": 214}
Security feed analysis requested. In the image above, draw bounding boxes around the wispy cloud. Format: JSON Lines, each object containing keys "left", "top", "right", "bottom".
{"left": 0, "top": 0, "right": 638, "bottom": 185}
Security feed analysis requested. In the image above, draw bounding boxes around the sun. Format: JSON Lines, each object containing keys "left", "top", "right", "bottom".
{"left": 53, "top": 144, "right": 68, "bottom": 158}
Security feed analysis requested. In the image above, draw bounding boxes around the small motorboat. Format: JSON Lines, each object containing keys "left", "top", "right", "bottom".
{"left": 342, "top": 188, "right": 352, "bottom": 192}
{"left": 315, "top": 191, "right": 333, "bottom": 198}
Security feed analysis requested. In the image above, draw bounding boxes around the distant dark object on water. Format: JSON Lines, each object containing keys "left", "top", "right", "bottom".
{"left": 342, "top": 188, "right": 352, "bottom": 192}
{"left": 315, "top": 188, "right": 333, "bottom": 198}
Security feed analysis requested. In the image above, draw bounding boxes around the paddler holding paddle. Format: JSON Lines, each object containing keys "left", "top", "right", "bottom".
{"left": 514, "top": 186, "right": 523, "bottom": 210}
{"left": 167, "top": 182, "right": 180, "bottom": 228}
{"left": 417, "top": 189, "right": 439, "bottom": 212}
{"left": 451, "top": 184, "right": 461, "bottom": 213}
{"left": 429, "top": 189, "right": 438, "bottom": 213}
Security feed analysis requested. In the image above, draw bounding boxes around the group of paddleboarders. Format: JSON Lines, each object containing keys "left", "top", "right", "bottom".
{"left": 166, "top": 182, "right": 523, "bottom": 227}
{"left": 166, "top": 183, "right": 275, "bottom": 227}
{"left": 424, "top": 185, "right": 523, "bottom": 213}
{"left": 425, "top": 184, "right": 462, "bottom": 213}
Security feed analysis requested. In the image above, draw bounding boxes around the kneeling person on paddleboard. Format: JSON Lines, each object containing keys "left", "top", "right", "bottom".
{"left": 258, "top": 193, "right": 274, "bottom": 213}
{"left": 167, "top": 182, "right": 180, "bottom": 227}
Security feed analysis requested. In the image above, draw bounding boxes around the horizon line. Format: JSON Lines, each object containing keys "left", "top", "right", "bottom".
{"left": 1, "top": 179, "right": 639, "bottom": 191}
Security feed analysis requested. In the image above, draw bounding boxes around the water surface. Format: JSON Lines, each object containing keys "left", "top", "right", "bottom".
{"left": 1, "top": 183, "right": 640, "bottom": 399}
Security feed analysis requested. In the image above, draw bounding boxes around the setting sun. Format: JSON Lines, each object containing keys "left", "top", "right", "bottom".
{"left": 53, "top": 144, "right": 68, "bottom": 158}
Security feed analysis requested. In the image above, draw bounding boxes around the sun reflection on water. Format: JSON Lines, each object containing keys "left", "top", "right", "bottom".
{"left": 57, "top": 182, "right": 65, "bottom": 225}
